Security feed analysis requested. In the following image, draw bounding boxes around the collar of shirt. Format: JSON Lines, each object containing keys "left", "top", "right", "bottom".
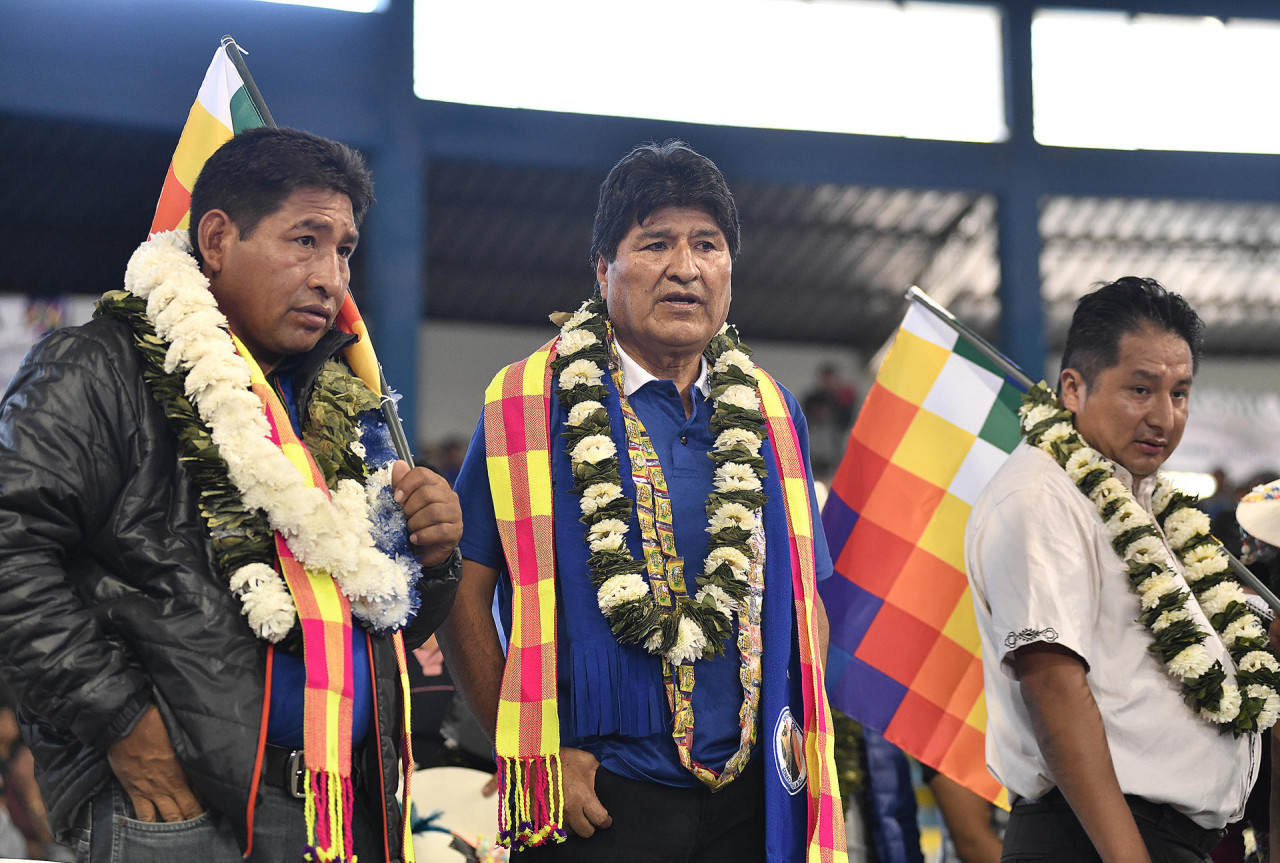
{"left": 614, "top": 340, "right": 711, "bottom": 399}
{"left": 1105, "top": 458, "right": 1159, "bottom": 513}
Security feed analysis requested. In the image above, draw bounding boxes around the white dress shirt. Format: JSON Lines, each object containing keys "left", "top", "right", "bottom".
{"left": 965, "top": 443, "right": 1259, "bottom": 830}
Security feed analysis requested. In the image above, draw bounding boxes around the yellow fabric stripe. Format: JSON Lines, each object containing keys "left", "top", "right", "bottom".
{"left": 171, "top": 98, "right": 233, "bottom": 193}
{"left": 488, "top": 455, "right": 515, "bottom": 521}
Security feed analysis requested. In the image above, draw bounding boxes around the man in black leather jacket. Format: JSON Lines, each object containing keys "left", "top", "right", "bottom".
{"left": 0, "top": 127, "right": 461, "bottom": 862}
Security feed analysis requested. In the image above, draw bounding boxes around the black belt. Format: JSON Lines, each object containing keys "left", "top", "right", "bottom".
{"left": 262, "top": 745, "right": 308, "bottom": 799}
{"left": 1016, "top": 787, "right": 1225, "bottom": 856}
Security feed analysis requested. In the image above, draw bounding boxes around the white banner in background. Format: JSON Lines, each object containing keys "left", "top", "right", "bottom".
{"left": 1170, "top": 387, "right": 1280, "bottom": 483}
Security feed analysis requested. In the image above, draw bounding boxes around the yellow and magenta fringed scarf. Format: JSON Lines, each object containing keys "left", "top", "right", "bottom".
{"left": 238, "top": 335, "right": 415, "bottom": 862}
{"left": 483, "top": 338, "right": 847, "bottom": 862}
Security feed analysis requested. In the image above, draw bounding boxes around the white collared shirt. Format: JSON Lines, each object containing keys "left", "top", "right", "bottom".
{"left": 613, "top": 340, "right": 711, "bottom": 399}
{"left": 964, "top": 442, "right": 1259, "bottom": 829}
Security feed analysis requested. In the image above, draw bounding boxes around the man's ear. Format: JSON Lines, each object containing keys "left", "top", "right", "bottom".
{"left": 1060, "top": 368, "right": 1086, "bottom": 413}
{"left": 197, "top": 209, "right": 234, "bottom": 276}
{"left": 595, "top": 255, "right": 609, "bottom": 301}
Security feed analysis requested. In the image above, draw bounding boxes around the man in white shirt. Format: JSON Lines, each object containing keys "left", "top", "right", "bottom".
{"left": 965, "top": 277, "right": 1260, "bottom": 862}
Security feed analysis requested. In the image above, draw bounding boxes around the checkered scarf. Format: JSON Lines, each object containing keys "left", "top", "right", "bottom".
{"left": 484, "top": 340, "right": 846, "bottom": 860}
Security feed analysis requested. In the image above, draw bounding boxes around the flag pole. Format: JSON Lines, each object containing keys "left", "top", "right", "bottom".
{"left": 904, "top": 285, "right": 1280, "bottom": 615}
{"left": 219, "top": 35, "right": 414, "bottom": 467}
{"left": 220, "top": 36, "right": 275, "bottom": 127}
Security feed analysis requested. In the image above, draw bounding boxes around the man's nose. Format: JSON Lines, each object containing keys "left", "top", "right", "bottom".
{"left": 666, "top": 242, "right": 698, "bottom": 283}
{"left": 1147, "top": 393, "right": 1175, "bottom": 430}
{"left": 310, "top": 252, "right": 347, "bottom": 298}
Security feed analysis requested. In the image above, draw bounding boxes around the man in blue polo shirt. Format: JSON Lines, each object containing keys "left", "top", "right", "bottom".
{"left": 440, "top": 141, "right": 844, "bottom": 862}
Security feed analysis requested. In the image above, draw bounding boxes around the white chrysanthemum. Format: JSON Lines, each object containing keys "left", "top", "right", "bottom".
{"left": 1125, "top": 535, "right": 1168, "bottom": 567}
{"left": 597, "top": 573, "right": 649, "bottom": 614}
{"left": 718, "top": 384, "right": 760, "bottom": 412}
{"left": 1152, "top": 481, "right": 1176, "bottom": 517}
{"left": 644, "top": 629, "right": 665, "bottom": 654}
{"left": 558, "top": 358, "right": 604, "bottom": 390}
{"left": 1167, "top": 644, "right": 1213, "bottom": 679}
{"left": 570, "top": 434, "right": 616, "bottom": 465}
{"left": 1222, "top": 615, "right": 1266, "bottom": 648}
{"left": 1164, "top": 507, "right": 1209, "bottom": 551}
{"left": 563, "top": 305, "right": 594, "bottom": 330}
{"left": 229, "top": 563, "right": 296, "bottom": 642}
{"left": 709, "top": 502, "right": 757, "bottom": 534}
{"left": 349, "top": 440, "right": 367, "bottom": 459}
{"left": 1180, "top": 545, "right": 1228, "bottom": 583}
{"left": 1020, "top": 403, "right": 1062, "bottom": 430}
{"left": 558, "top": 328, "right": 600, "bottom": 356}
{"left": 1239, "top": 650, "right": 1280, "bottom": 675}
{"left": 1198, "top": 581, "right": 1247, "bottom": 618}
{"left": 1152, "top": 607, "right": 1190, "bottom": 633}
{"left": 1137, "top": 573, "right": 1179, "bottom": 610}
{"left": 715, "top": 427, "right": 763, "bottom": 454}
{"left": 1089, "top": 477, "right": 1128, "bottom": 506}
{"left": 567, "top": 400, "right": 605, "bottom": 427}
{"left": 1106, "top": 500, "right": 1148, "bottom": 535}
{"left": 1065, "top": 447, "right": 1102, "bottom": 476}
{"left": 713, "top": 348, "right": 754, "bottom": 374}
{"left": 587, "top": 518, "right": 629, "bottom": 553}
{"left": 667, "top": 616, "right": 709, "bottom": 666}
{"left": 706, "top": 546, "right": 751, "bottom": 580}
{"left": 695, "top": 584, "right": 734, "bottom": 615}
{"left": 580, "top": 482, "right": 624, "bottom": 517}
{"left": 714, "top": 462, "right": 763, "bottom": 493}
{"left": 1040, "top": 421, "right": 1075, "bottom": 445}
{"left": 1201, "top": 683, "right": 1242, "bottom": 724}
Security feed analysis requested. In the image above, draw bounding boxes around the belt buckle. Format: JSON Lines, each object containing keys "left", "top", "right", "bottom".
{"left": 287, "top": 749, "right": 306, "bottom": 800}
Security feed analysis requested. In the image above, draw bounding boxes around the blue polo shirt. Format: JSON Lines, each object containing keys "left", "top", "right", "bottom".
{"left": 457, "top": 347, "right": 766, "bottom": 786}
{"left": 265, "top": 373, "right": 374, "bottom": 749}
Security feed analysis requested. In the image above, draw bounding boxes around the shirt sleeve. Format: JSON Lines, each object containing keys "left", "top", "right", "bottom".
{"left": 969, "top": 483, "right": 1100, "bottom": 675}
{"left": 454, "top": 413, "right": 505, "bottom": 570}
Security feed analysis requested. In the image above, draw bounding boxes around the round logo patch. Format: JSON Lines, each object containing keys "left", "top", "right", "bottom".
{"left": 773, "top": 707, "right": 807, "bottom": 795}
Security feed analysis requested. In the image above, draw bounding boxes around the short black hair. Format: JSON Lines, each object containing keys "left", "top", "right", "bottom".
{"left": 1060, "top": 276, "right": 1204, "bottom": 383}
{"left": 188, "top": 126, "right": 374, "bottom": 265}
{"left": 589, "top": 140, "right": 741, "bottom": 271}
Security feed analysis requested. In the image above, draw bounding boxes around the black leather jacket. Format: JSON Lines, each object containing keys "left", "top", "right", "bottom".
{"left": 0, "top": 316, "right": 458, "bottom": 859}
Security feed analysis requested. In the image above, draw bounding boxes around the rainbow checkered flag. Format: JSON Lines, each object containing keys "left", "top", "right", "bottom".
{"left": 820, "top": 295, "right": 1024, "bottom": 806}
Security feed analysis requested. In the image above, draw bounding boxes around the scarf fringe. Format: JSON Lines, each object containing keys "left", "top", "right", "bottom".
{"left": 497, "top": 753, "right": 566, "bottom": 850}
{"left": 303, "top": 769, "right": 357, "bottom": 862}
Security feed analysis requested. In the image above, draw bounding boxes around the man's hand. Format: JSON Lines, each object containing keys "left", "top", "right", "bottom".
{"left": 106, "top": 705, "right": 203, "bottom": 823}
{"left": 391, "top": 461, "right": 462, "bottom": 568}
{"left": 560, "top": 747, "right": 612, "bottom": 838}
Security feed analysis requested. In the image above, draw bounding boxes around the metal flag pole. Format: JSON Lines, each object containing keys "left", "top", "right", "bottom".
{"left": 903, "top": 284, "right": 1280, "bottom": 616}
{"left": 219, "top": 35, "right": 415, "bottom": 467}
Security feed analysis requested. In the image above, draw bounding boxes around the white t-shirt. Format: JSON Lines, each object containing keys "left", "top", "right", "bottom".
{"left": 964, "top": 443, "right": 1259, "bottom": 830}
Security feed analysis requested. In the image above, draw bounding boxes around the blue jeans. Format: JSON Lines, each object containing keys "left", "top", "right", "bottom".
{"left": 70, "top": 778, "right": 383, "bottom": 863}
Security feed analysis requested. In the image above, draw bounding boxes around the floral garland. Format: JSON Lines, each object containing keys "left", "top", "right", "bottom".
{"left": 99, "top": 231, "right": 420, "bottom": 644}
{"left": 1020, "top": 382, "right": 1280, "bottom": 735}
{"left": 548, "top": 297, "right": 768, "bottom": 666}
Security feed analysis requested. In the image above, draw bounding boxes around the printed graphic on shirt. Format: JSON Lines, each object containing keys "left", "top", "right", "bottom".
{"left": 773, "top": 707, "right": 807, "bottom": 795}
{"left": 1004, "top": 627, "right": 1059, "bottom": 649}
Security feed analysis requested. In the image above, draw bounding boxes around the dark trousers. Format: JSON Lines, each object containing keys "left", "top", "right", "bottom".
{"left": 512, "top": 758, "right": 766, "bottom": 863}
{"left": 1002, "top": 788, "right": 1224, "bottom": 863}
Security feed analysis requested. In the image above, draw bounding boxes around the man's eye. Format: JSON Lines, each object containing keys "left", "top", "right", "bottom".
{"left": 297, "top": 236, "right": 315, "bottom": 248}
{"left": 338, "top": 246, "right": 354, "bottom": 259}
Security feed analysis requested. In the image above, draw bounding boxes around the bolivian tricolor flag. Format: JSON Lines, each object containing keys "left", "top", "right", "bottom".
{"left": 150, "top": 38, "right": 271, "bottom": 235}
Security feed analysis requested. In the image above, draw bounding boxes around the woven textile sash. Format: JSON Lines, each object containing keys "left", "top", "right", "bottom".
{"left": 484, "top": 339, "right": 565, "bottom": 850}
{"left": 754, "top": 368, "right": 848, "bottom": 863}
{"left": 234, "top": 335, "right": 414, "bottom": 862}
{"left": 486, "top": 339, "right": 846, "bottom": 859}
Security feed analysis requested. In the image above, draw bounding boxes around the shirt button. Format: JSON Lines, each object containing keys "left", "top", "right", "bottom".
{"left": 680, "top": 435, "right": 688, "bottom": 445}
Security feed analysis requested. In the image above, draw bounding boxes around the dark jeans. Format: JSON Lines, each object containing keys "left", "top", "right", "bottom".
{"left": 1002, "top": 788, "right": 1224, "bottom": 863}
{"left": 69, "top": 778, "right": 383, "bottom": 863}
{"left": 512, "top": 758, "right": 766, "bottom": 863}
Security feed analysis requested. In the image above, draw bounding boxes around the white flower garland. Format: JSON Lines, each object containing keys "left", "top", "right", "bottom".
{"left": 549, "top": 297, "right": 769, "bottom": 665}
{"left": 1020, "top": 382, "right": 1280, "bottom": 734}
{"left": 123, "top": 231, "right": 418, "bottom": 642}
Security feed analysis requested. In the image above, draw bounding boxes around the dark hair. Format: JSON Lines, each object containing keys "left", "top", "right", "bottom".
{"left": 188, "top": 127, "right": 374, "bottom": 265}
{"left": 589, "top": 140, "right": 741, "bottom": 271}
{"left": 1060, "top": 276, "right": 1204, "bottom": 383}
